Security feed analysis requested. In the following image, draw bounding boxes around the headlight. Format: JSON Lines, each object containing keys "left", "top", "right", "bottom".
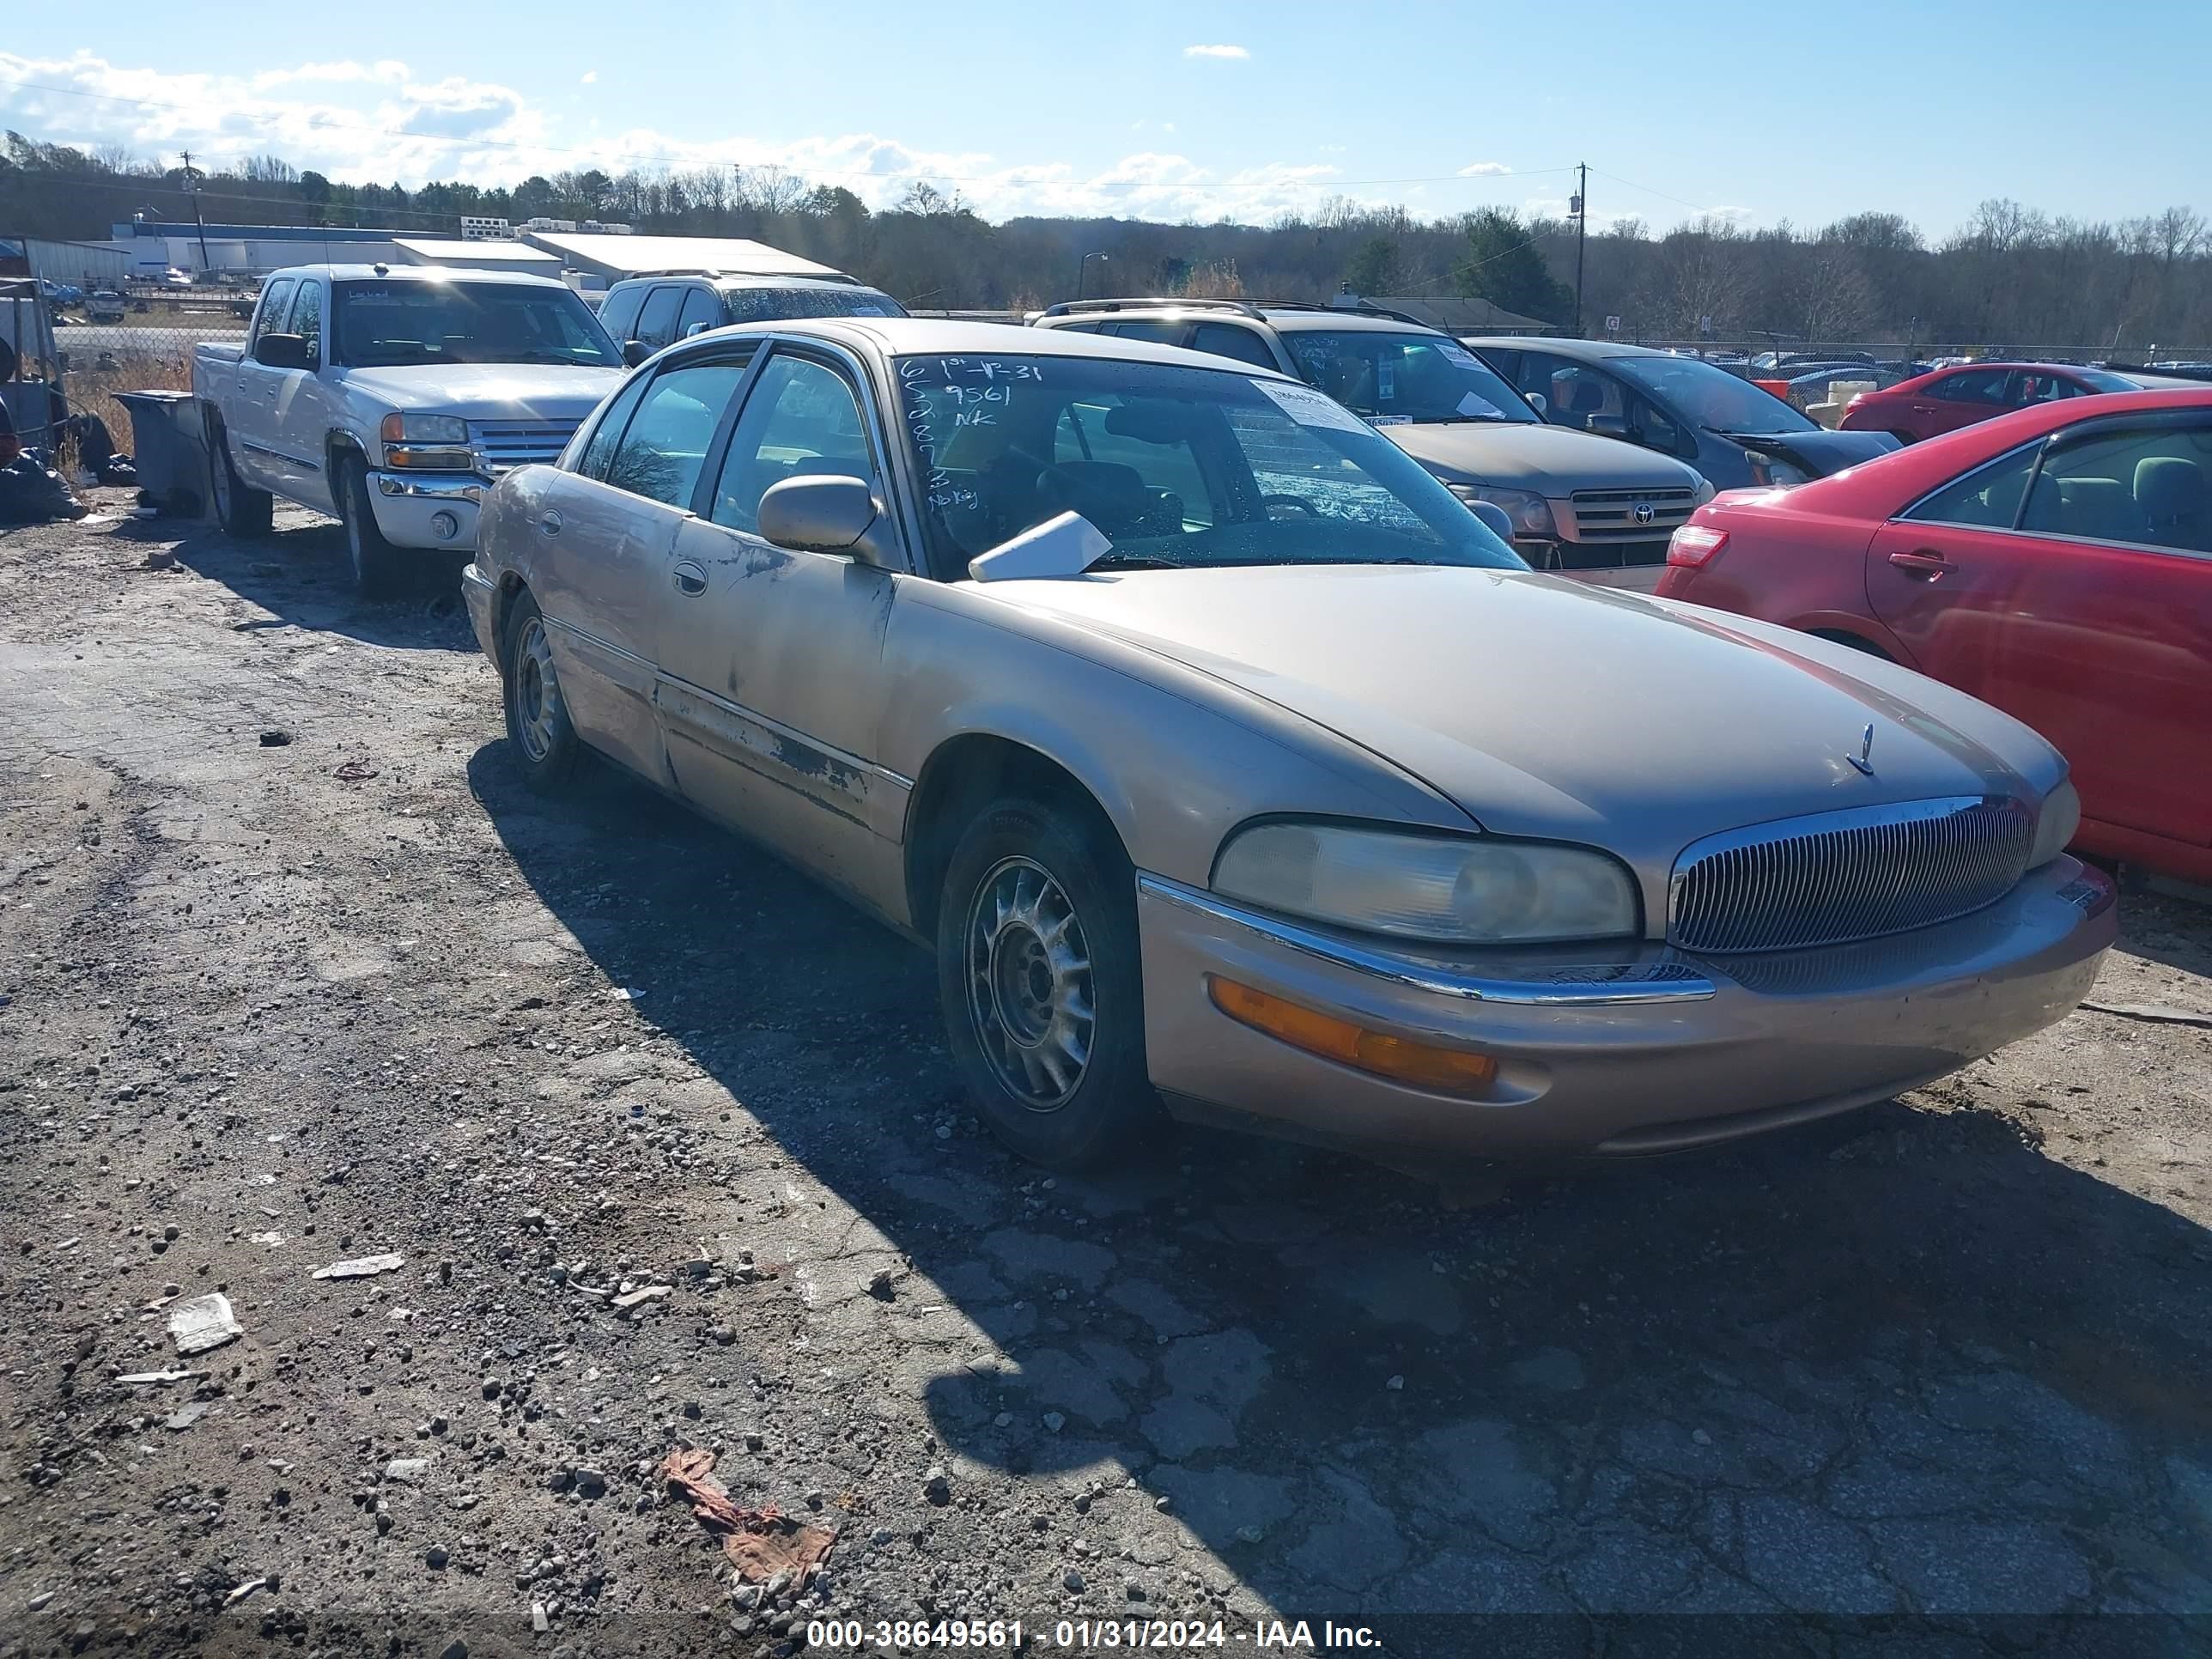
{"left": 1747, "top": 453, "right": 1810, "bottom": 488}
{"left": 1212, "top": 822, "right": 1638, "bottom": 945}
{"left": 1448, "top": 483, "right": 1555, "bottom": 539}
{"left": 1694, "top": 477, "right": 1717, "bottom": 505}
{"left": 380, "top": 412, "right": 474, "bottom": 471}
{"left": 2028, "top": 778, "right": 2080, "bottom": 868}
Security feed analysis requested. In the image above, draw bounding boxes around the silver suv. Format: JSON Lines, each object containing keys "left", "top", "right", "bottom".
{"left": 1032, "top": 299, "right": 1711, "bottom": 570}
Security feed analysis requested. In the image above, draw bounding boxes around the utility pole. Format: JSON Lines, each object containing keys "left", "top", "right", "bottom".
{"left": 1571, "top": 162, "right": 1588, "bottom": 337}
{"left": 179, "top": 150, "right": 211, "bottom": 276}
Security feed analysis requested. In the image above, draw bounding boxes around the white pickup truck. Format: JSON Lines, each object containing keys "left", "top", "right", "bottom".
{"left": 193, "top": 264, "right": 624, "bottom": 593}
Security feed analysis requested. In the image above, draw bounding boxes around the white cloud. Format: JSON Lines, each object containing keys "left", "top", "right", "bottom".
{"left": 580, "top": 70, "right": 598, "bottom": 85}
{"left": 0, "top": 50, "right": 1382, "bottom": 224}
{"left": 1182, "top": 44, "right": 1249, "bottom": 59}
{"left": 1457, "top": 161, "right": 1510, "bottom": 176}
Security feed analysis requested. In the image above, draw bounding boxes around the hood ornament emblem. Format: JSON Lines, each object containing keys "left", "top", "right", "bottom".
{"left": 1848, "top": 723, "right": 1876, "bottom": 776}
{"left": 1633, "top": 502, "right": 1656, "bottom": 526}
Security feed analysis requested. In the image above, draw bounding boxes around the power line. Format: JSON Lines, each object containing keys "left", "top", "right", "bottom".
{"left": 0, "top": 74, "right": 1579, "bottom": 195}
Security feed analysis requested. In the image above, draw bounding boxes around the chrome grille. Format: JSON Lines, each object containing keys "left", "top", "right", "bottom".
{"left": 468, "top": 419, "right": 581, "bottom": 474}
{"left": 1668, "top": 796, "right": 2036, "bottom": 955}
{"left": 1565, "top": 486, "right": 1698, "bottom": 544}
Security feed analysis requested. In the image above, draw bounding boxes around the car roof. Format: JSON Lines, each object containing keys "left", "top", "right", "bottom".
{"left": 1040, "top": 301, "right": 1444, "bottom": 336}
{"left": 1459, "top": 335, "right": 1666, "bottom": 361}
{"left": 687, "top": 315, "right": 1301, "bottom": 378}
{"left": 607, "top": 272, "right": 883, "bottom": 294}
{"left": 265, "top": 263, "right": 570, "bottom": 289}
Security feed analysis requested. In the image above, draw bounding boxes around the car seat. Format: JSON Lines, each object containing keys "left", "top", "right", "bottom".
{"left": 1564, "top": 377, "right": 1607, "bottom": 428}
{"left": 2135, "top": 456, "right": 2206, "bottom": 550}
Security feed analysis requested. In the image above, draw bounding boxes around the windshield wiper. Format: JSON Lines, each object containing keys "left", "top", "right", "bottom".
{"left": 1086, "top": 554, "right": 1184, "bottom": 571}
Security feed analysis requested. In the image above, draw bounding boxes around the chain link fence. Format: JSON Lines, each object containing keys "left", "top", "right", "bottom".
{"left": 57, "top": 321, "right": 234, "bottom": 462}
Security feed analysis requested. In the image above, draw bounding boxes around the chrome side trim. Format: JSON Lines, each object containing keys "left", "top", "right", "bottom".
{"left": 376, "top": 473, "right": 483, "bottom": 502}
{"left": 1136, "top": 873, "right": 1717, "bottom": 1006}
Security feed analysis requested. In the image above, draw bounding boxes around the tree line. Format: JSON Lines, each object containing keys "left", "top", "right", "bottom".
{"left": 5, "top": 133, "right": 2207, "bottom": 351}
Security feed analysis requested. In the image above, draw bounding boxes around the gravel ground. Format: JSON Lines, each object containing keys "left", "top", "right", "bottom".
{"left": 3, "top": 496, "right": 2210, "bottom": 1659}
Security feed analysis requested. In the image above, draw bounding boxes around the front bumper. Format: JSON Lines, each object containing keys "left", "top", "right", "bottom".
{"left": 1136, "top": 857, "right": 2115, "bottom": 1158}
{"left": 369, "top": 471, "right": 483, "bottom": 550}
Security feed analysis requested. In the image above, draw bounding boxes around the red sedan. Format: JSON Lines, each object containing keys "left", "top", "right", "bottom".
{"left": 1657, "top": 387, "right": 2212, "bottom": 882}
{"left": 1839, "top": 362, "right": 2181, "bottom": 443}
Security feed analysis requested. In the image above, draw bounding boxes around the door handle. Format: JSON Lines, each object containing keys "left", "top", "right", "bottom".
{"left": 1910, "top": 403, "right": 1936, "bottom": 414}
{"left": 672, "top": 561, "right": 708, "bottom": 596}
{"left": 538, "top": 510, "right": 563, "bottom": 537}
{"left": 1887, "top": 549, "right": 1954, "bottom": 577}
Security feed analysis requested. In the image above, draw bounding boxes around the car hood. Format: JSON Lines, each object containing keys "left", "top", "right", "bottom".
{"left": 1376, "top": 420, "right": 1701, "bottom": 494}
{"left": 340, "top": 363, "right": 622, "bottom": 421}
{"left": 975, "top": 564, "right": 2058, "bottom": 883}
{"left": 1719, "top": 426, "right": 1899, "bottom": 476}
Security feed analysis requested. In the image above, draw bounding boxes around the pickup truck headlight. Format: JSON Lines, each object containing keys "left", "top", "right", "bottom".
{"left": 380, "top": 412, "right": 474, "bottom": 471}
{"left": 1447, "top": 483, "right": 1555, "bottom": 539}
{"left": 1213, "top": 822, "right": 1638, "bottom": 945}
{"left": 2027, "top": 778, "right": 2080, "bottom": 868}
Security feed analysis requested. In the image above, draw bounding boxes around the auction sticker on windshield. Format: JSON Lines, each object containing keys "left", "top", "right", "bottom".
{"left": 1437, "top": 342, "right": 1483, "bottom": 368}
{"left": 1251, "top": 378, "right": 1370, "bottom": 434}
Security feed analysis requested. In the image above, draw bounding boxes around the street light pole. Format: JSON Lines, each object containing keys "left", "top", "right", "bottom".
{"left": 180, "top": 150, "right": 212, "bottom": 276}
{"left": 1075, "top": 250, "right": 1109, "bottom": 301}
{"left": 1571, "top": 162, "right": 1588, "bottom": 337}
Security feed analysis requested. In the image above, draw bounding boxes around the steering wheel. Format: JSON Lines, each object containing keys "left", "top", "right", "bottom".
{"left": 1261, "top": 493, "right": 1322, "bottom": 519}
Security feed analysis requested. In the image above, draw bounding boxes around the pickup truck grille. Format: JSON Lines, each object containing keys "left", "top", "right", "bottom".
{"left": 469, "top": 420, "right": 581, "bottom": 474}
{"left": 1668, "top": 796, "right": 2035, "bottom": 955}
{"left": 1565, "top": 487, "right": 1698, "bottom": 544}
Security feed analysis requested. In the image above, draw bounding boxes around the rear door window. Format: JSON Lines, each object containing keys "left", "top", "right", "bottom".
{"left": 1105, "top": 321, "right": 1191, "bottom": 345}
{"left": 2020, "top": 421, "right": 2212, "bottom": 554}
{"left": 633, "top": 285, "right": 684, "bottom": 350}
{"left": 1189, "top": 323, "right": 1279, "bottom": 369}
{"left": 1928, "top": 368, "right": 2009, "bottom": 405}
{"left": 603, "top": 354, "right": 757, "bottom": 507}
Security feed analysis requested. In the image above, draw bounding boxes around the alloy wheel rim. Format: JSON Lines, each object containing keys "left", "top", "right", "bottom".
{"left": 514, "top": 618, "right": 560, "bottom": 763}
{"left": 963, "top": 855, "right": 1095, "bottom": 1112}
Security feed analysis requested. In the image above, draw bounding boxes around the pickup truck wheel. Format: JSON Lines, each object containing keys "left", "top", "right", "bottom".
{"left": 936, "top": 795, "right": 1158, "bottom": 1170}
{"left": 206, "top": 415, "right": 273, "bottom": 538}
{"left": 338, "top": 459, "right": 404, "bottom": 599}
{"left": 500, "top": 591, "right": 585, "bottom": 793}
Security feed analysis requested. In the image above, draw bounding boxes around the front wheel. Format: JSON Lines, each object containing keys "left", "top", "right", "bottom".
{"left": 935, "top": 794, "right": 1158, "bottom": 1170}
{"left": 338, "top": 458, "right": 404, "bottom": 598}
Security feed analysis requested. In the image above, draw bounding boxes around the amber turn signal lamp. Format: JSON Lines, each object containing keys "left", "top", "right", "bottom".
{"left": 1206, "top": 976, "right": 1499, "bottom": 1096}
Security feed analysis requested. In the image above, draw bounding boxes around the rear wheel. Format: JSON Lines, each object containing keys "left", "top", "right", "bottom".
{"left": 501, "top": 590, "right": 586, "bottom": 794}
{"left": 337, "top": 457, "right": 404, "bottom": 598}
{"left": 204, "top": 410, "right": 272, "bottom": 538}
{"left": 935, "top": 793, "right": 1158, "bottom": 1170}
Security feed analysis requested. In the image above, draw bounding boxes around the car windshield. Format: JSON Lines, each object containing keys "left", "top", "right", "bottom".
{"left": 1280, "top": 330, "right": 1539, "bottom": 424}
{"left": 721, "top": 286, "right": 908, "bottom": 322}
{"left": 896, "top": 352, "right": 1526, "bottom": 576}
{"left": 331, "top": 281, "right": 618, "bottom": 368}
{"left": 1610, "top": 356, "right": 1817, "bottom": 434}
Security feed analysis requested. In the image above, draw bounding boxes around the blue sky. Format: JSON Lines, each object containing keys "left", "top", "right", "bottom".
{"left": 5, "top": 0, "right": 2209, "bottom": 234}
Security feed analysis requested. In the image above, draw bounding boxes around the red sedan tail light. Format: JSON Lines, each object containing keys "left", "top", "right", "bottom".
{"left": 1667, "top": 525, "right": 1729, "bottom": 568}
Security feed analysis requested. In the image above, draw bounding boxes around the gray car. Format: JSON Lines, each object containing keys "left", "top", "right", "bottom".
{"left": 1466, "top": 336, "right": 1901, "bottom": 489}
{"left": 1033, "top": 300, "right": 1713, "bottom": 571}
{"left": 464, "top": 318, "right": 2113, "bottom": 1170}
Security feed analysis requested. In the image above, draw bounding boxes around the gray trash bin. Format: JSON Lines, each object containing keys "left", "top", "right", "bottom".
{"left": 113, "top": 390, "right": 209, "bottom": 516}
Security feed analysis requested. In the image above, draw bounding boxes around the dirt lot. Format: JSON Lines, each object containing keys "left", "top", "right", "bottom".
{"left": 3, "top": 498, "right": 2209, "bottom": 1658}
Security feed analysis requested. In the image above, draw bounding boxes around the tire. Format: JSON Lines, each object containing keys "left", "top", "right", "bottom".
{"left": 500, "top": 590, "right": 586, "bottom": 794}
{"left": 935, "top": 793, "right": 1159, "bottom": 1170}
{"left": 204, "top": 411, "right": 273, "bottom": 538}
{"left": 337, "top": 457, "right": 405, "bottom": 599}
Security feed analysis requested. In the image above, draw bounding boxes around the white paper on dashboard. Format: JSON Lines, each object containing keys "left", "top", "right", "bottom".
{"left": 1250, "top": 378, "right": 1371, "bottom": 434}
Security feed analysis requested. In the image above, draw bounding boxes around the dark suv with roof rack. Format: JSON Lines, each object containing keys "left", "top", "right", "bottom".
{"left": 1031, "top": 298, "right": 1712, "bottom": 571}
{"left": 598, "top": 271, "right": 907, "bottom": 366}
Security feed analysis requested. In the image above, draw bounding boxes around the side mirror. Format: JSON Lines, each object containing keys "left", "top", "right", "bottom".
{"left": 255, "top": 332, "right": 315, "bottom": 370}
{"left": 622, "top": 338, "right": 651, "bottom": 368}
{"left": 1527, "top": 391, "right": 1548, "bottom": 416}
{"left": 683, "top": 321, "right": 712, "bottom": 338}
{"left": 757, "top": 474, "right": 896, "bottom": 566}
{"left": 1465, "top": 500, "right": 1516, "bottom": 544}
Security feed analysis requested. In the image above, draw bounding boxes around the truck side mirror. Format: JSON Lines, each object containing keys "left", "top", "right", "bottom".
{"left": 622, "top": 339, "right": 650, "bottom": 368}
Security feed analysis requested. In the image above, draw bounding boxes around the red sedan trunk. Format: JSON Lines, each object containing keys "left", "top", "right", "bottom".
{"left": 1657, "top": 388, "right": 2212, "bottom": 883}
